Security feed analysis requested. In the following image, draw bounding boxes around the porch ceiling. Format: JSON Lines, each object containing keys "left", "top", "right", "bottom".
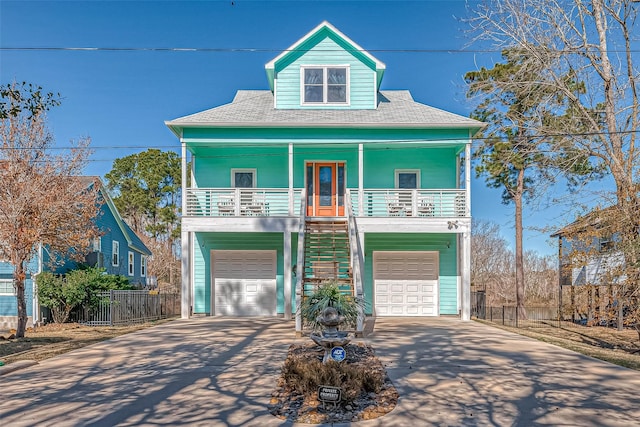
{"left": 185, "top": 140, "right": 466, "bottom": 157}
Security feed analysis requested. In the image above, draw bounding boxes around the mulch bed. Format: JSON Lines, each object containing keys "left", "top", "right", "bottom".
{"left": 269, "top": 342, "right": 399, "bottom": 424}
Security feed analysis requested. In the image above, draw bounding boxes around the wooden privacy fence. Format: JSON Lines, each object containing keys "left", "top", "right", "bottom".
{"left": 71, "top": 290, "right": 180, "bottom": 326}
{"left": 480, "top": 305, "right": 560, "bottom": 328}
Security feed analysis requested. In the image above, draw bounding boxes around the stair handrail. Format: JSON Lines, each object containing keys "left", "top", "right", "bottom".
{"left": 345, "top": 189, "right": 365, "bottom": 335}
{"left": 295, "top": 189, "right": 307, "bottom": 334}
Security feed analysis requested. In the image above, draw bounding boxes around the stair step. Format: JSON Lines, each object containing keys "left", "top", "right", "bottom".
{"left": 300, "top": 218, "right": 354, "bottom": 297}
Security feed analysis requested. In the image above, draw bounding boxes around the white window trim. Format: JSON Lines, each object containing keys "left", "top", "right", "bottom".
{"left": 141, "top": 255, "right": 147, "bottom": 277}
{"left": 0, "top": 278, "right": 15, "bottom": 296}
{"left": 395, "top": 169, "right": 421, "bottom": 189}
{"left": 93, "top": 236, "right": 102, "bottom": 252}
{"left": 112, "top": 241, "right": 120, "bottom": 267}
{"left": 128, "top": 251, "right": 134, "bottom": 276}
{"left": 230, "top": 168, "right": 257, "bottom": 188}
{"left": 300, "top": 65, "right": 350, "bottom": 106}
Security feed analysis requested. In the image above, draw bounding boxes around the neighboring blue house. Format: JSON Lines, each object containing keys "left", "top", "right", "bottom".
{"left": 166, "top": 21, "right": 483, "bottom": 333}
{"left": 0, "top": 177, "right": 151, "bottom": 329}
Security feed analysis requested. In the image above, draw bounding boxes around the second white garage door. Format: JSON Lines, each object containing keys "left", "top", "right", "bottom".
{"left": 373, "top": 251, "right": 439, "bottom": 316}
{"left": 211, "top": 250, "right": 277, "bottom": 316}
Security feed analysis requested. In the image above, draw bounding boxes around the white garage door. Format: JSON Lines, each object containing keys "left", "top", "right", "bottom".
{"left": 373, "top": 251, "right": 439, "bottom": 316}
{"left": 211, "top": 250, "right": 277, "bottom": 316}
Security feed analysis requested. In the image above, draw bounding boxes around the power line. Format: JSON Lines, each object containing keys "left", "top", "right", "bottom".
{"left": 3, "top": 46, "right": 640, "bottom": 54}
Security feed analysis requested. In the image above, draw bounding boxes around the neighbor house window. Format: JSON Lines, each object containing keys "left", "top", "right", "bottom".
{"left": 92, "top": 236, "right": 101, "bottom": 252}
{"left": 302, "top": 66, "right": 349, "bottom": 104}
{"left": 112, "top": 241, "right": 120, "bottom": 267}
{"left": 395, "top": 170, "right": 420, "bottom": 189}
{"left": 0, "top": 279, "right": 15, "bottom": 296}
{"left": 141, "top": 256, "right": 147, "bottom": 277}
{"left": 231, "top": 169, "right": 256, "bottom": 188}
{"left": 128, "top": 252, "right": 134, "bottom": 276}
{"left": 599, "top": 236, "right": 614, "bottom": 252}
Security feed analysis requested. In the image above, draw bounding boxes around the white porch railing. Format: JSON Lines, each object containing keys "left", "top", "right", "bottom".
{"left": 185, "top": 188, "right": 468, "bottom": 218}
{"left": 185, "top": 188, "right": 302, "bottom": 217}
{"left": 350, "top": 189, "right": 467, "bottom": 217}
{"left": 345, "top": 190, "right": 364, "bottom": 335}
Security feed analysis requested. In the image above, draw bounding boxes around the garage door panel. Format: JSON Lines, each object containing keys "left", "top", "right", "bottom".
{"left": 406, "top": 284, "right": 419, "bottom": 293}
{"left": 390, "top": 306, "right": 405, "bottom": 315}
{"left": 390, "top": 284, "right": 404, "bottom": 293}
{"left": 373, "top": 252, "right": 439, "bottom": 317}
{"left": 212, "top": 250, "right": 276, "bottom": 316}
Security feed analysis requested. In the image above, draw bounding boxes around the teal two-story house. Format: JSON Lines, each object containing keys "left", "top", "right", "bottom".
{"left": 166, "top": 22, "right": 483, "bottom": 332}
{"left": 0, "top": 177, "right": 151, "bottom": 329}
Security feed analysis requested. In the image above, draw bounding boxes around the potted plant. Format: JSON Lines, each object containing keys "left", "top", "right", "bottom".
{"left": 299, "top": 280, "right": 366, "bottom": 331}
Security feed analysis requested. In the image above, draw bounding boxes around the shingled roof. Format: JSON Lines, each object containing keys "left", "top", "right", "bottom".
{"left": 166, "top": 90, "right": 483, "bottom": 131}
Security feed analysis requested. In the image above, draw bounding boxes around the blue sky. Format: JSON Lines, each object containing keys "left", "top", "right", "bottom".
{"left": 1, "top": 0, "right": 569, "bottom": 255}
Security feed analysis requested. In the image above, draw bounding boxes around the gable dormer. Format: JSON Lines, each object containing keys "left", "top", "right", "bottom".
{"left": 265, "top": 21, "right": 385, "bottom": 110}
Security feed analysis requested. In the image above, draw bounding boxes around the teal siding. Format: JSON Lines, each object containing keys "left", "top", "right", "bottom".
{"left": 187, "top": 128, "right": 468, "bottom": 192}
{"left": 364, "top": 147, "right": 459, "bottom": 189}
{"left": 0, "top": 262, "right": 14, "bottom": 275}
{"left": 0, "top": 260, "right": 35, "bottom": 318}
{"left": 194, "top": 146, "right": 289, "bottom": 188}
{"left": 364, "top": 233, "right": 458, "bottom": 315}
{"left": 193, "top": 232, "right": 286, "bottom": 314}
{"left": 292, "top": 145, "right": 359, "bottom": 188}
{"left": 46, "top": 200, "right": 148, "bottom": 285}
{"left": 275, "top": 35, "right": 376, "bottom": 109}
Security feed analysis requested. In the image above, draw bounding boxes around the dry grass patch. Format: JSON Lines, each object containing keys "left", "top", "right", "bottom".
{"left": 1, "top": 319, "right": 176, "bottom": 365}
{"left": 478, "top": 320, "right": 640, "bottom": 370}
{"left": 270, "top": 342, "right": 398, "bottom": 424}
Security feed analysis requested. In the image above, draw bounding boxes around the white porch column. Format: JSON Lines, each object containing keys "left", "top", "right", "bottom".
{"left": 461, "top": 230, "right": 471, "bottom": 320}
{"left": 288, "top": 143, "right": 294, "bottom": 215}
{"left": 465, "top": 141, "right": 471, "bottom": 215}
{"left": 358, "top": 143, "right": 364, "bottom": 216}
{"left": 181, "top": 141, "right": 192, "bottom": 319}
{"left": 181, "top": 231, "right": 192, "bottom": 319}
{"left": 284, "top": 231, "right": 292, "bottom": 320}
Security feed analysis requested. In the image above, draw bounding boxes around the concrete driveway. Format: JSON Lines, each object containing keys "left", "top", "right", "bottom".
{"left": 0, "top": 317, "right": 639, "bottom": 427}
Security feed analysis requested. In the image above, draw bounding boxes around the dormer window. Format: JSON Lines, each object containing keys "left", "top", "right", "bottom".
{"left": 302, "top": 66, "right": 349, "bottom": 105}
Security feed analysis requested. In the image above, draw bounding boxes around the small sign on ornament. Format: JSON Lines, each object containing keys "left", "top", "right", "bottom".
{"left": 330, "top": 346, "right": 346, "bottom": 362}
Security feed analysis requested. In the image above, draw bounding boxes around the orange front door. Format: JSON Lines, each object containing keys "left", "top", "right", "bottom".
{"left": 314, "top": 163, "right": 336, "bottom": 216}
{"left": 306, "top": 162, "right": 345, "bottom": 217}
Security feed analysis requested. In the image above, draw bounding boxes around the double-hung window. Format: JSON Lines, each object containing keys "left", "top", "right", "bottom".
{"left": 112, "top": 241, "right": 120, "bottom": 267}
{"left": 302, "top": 66, "right": 349, "bottom": 105}
{"left": 128, "top": 252, "right": 134, "bottom": 276}
{"left": 141, "top": 255, "right": 147, "bottom": 277}
{"left": 0, "top": 279, "right": 15, "bottom": 296}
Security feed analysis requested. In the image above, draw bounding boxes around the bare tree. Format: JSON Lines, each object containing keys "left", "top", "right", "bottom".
{"left": 471, "top": 219, "right": 516, "bottom": 306}
{"left": 523, "top": 250, "right": 558, "bottom": 304}
{"left": 472, "top": 219, "right": 558, "bottom": 307}
{"left": 468, "top": 0, "right": 639, "bottom": 323}
{"left": 0, "top": 82, "right": 100, "bottom": 338}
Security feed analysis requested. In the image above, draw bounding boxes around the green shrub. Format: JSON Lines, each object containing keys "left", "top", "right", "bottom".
{"left": 37, "top": 267, "right": 133, "bottom": 323}
{"left": 37, "top": 272, "right": 86, "bottom": 323}
{"left": 299, "top": 280, "right": 366, "bottom": 330}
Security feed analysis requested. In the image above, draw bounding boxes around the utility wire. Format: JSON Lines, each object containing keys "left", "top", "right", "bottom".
{"left": 3, "top": 46, "right": 640, "bottom": 54}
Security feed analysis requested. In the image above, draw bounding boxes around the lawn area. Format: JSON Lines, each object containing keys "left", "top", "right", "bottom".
{"left": 1, "top": 319, "right": 176, "bottom": 366}
{"left": 478, "top": 319, "right": 640, "bottom": 370}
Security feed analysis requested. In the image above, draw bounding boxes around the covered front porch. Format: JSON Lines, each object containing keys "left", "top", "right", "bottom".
{"left": 184, "top": 187, "right": 469, "bottom": 219}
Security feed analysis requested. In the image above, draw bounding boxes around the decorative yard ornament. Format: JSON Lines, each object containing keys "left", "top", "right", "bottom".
{"left": 310, "top": 306, "right": 351, "bottom": 364}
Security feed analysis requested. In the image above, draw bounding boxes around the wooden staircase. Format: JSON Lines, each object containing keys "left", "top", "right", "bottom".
{"left": 301, "top": 219, "right": 353, "bottom": 299}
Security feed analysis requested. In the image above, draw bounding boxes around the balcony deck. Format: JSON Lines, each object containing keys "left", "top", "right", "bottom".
{"left": 185, "top": 188, "right": 468, "bottom": 218}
